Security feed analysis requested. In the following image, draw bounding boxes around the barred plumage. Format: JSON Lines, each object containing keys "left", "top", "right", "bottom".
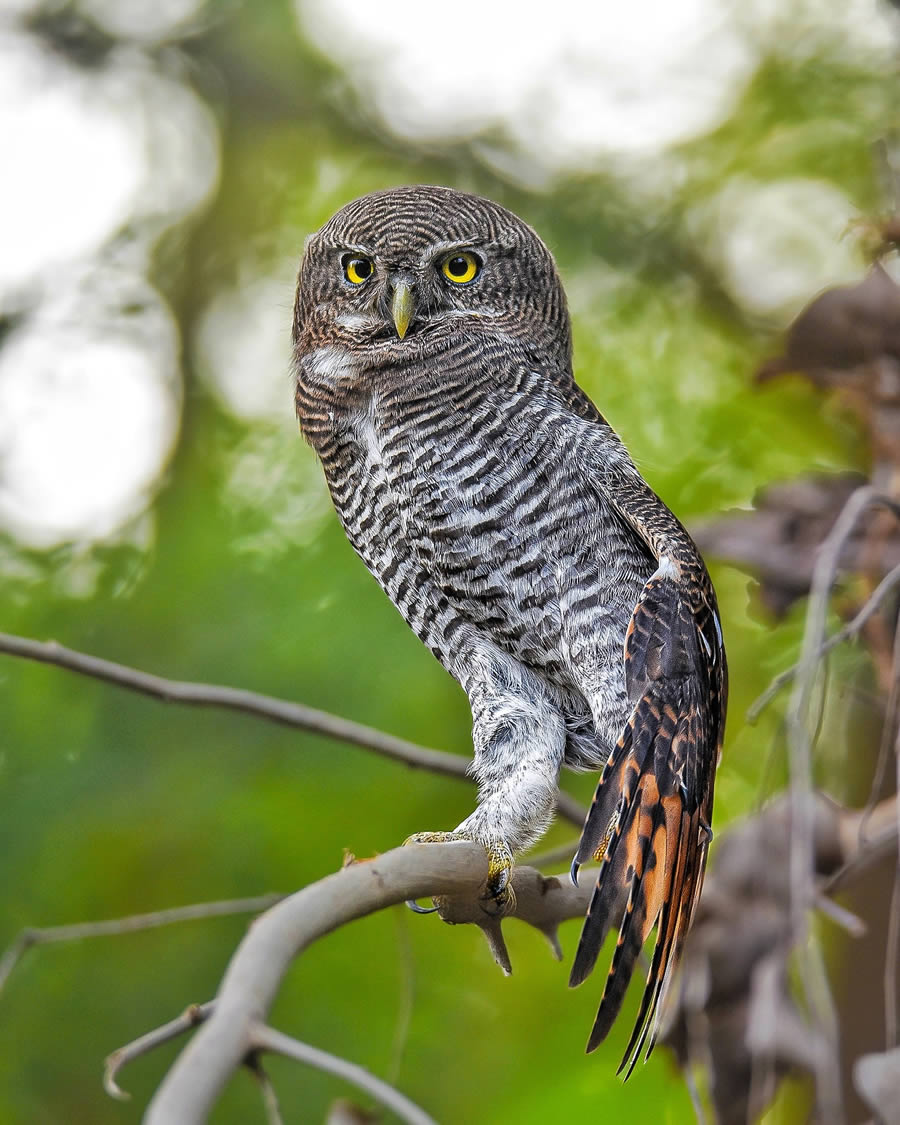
{"left": 293, "top": 185, "right": 727, "bottom": 1065}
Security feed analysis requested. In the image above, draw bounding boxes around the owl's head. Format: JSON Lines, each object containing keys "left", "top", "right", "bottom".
{"left": 293, "top": 185, "right": 571, "bottom": 366}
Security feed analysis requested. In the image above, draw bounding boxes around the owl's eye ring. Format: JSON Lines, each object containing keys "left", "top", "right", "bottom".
{"left": 440, "top": 251, "right": 481, "bottom": 285}
{"left": 342, "top": 254, "right": 374, "bottom": 285}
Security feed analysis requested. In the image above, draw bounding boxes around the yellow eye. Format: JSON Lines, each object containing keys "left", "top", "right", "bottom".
{"left": 342, "top": 255, "right": 374, "bottom": 285}
{"left": 441, "top": 252, "right": 480, "bottom": 284}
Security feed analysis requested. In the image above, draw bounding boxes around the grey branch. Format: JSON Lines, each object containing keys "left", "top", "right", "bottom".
{"left": 748, "top": 559, "right": 900, "bottom": 722}
{"left": 143, "top": 842, "right": 592, "bottom": 1124}
{"left": 247, "top": 1055, "right": 285, "bottom": 1125}
{"left": 0, "top": 631, "right": 586, "bottom": 828}
{"left": 0, "top": 894, "right": 285, "bottom": 996}
{"left": 127, "top": 800, "right": 896, "bottom": 1123}
{"left": 105, "top": 1001, "right": 215, "bottom": 1099}
{"left": 250, "top": 1024, "right": 437, "bottom": 1125}
{"left": 783, "top": 486, "right": 900, "bottom": 1125}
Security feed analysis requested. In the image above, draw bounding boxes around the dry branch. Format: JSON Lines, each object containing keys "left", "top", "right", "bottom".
{"left": 0, "top": 895, "right": 284, "bottom": 996}
{"left": 123, "top": 795, "right": 896, "bottom": 1123}
{"left": 748, "top": 560, "right": 900, "bottom": 722}
{"left": 0, "top": 630, "right": 586, "bottom": 828}
{"left": 142, "top": 842, "right": 592, "bottom": 1123}
{"left": 105, "top": 1001, "right": 215, "bottom": 1099}
{"left": 249, "top": 1025, "right": 438, "bottom": 1125}
{"left": 783, "top": 486, "right": 900, "bottom": 1123}
{"left": 663, "top": 791, "right": 899, "bottom": 1125}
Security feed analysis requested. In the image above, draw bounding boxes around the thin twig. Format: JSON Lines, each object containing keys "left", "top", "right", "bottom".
{"left": 787, "top": 490, "right": 875, "bottom": 926}
{"left": 387, "top": 907, "right": 415, "bottom": 1088}
{"left": 0, "top": 632, "right": 469, "bottom": 778}
{"left": 823, "top": 793, "right": 900, "bottom": 894}
{"left": 0, "top": 631, "right": 586, "bottom": 828}
{"left": 784, "top": 487, "right": 899, "bottom": 1124}
{"left": 144, "top": 843, "right": 488, "bottom": 1123}
{"left": 749, "top": 561, "right": 900, "bottom": 722}
{"left": 814, "top": 896, "right": 866, "bottom": 938}
{"left": 104, "top": 1001, "right": 215, "bottom": 1099}
{"left": 0, "top": 894, "right": 284, "bottom": 996}
{"left": 142, "top": 844, "right": 590, "bottom": 1123}
{"left": 684, "top": 1063, "right": 708, "bottom": 1125}
{"left": 554, "top": 789, "right": 588, "bottom": 828}
{"left": 251, "top": 1023, "right": 437, "bottom": 1125}
{"left": 888, "top": 631, "right": 900, "bottom": 1049}
{"left": 859, "top": 609, "right": 900, "bottom": 865}
{"left": 247, "top": 1054, "right": 285, "bottom": 1125}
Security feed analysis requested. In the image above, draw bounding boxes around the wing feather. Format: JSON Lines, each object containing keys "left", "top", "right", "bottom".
{"left": 569, "top": 558, "right": 725, "bottom": 1069}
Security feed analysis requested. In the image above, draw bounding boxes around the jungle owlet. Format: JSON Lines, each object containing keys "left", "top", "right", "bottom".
{"left": 293, "top": 185, "right": 727, "bottom": 1066}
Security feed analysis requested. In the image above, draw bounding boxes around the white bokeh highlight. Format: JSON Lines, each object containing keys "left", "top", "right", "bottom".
{"left": 80, "top": 0, "right": 205, "bottom": 41}
{"left": 195, "top": 270, "right": 298, "bottom": 423}
{"left": 0, "top": 16, "right": 218, "bottom": 551}
{"left": 0, "top": 30, "right": 219, "bottom": 298}
{"left": 193, "top": 262, "right": 333, "bottom": 555}
{"left": 296, "top": 0, "right": 897, "bottom": 189}
{"left": 707, "top": 178, "right": 861, "bottom": 315}
{"left": 297, "top": 0, "right": 756, "bottom": 166}
{"left": 0, "top": 31, "right": 143, "bottom": 296}
{"left": 0, "top": 269, "right": 181, "bottom": 548}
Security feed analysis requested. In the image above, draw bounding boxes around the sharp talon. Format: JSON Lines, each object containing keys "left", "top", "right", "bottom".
{"left": 570, "top": 856, "right": 580, "bottom": 886}
{"left": 405, "top": 899, "right": 438, "bottom": 914}
{"left": 492, "top": 867, "right": 510, "bottom": 894}
{"left": 700, "top": 819, "right": 714, "bottom": 843}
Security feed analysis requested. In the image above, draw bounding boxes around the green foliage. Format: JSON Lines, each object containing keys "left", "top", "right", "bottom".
{"left": 1, "top": 1, "right": 892, "bottom": 1120}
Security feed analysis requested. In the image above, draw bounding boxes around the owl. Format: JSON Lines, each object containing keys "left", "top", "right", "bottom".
{"left": 293, "top": 185, "right": 726, "bottom": 1067}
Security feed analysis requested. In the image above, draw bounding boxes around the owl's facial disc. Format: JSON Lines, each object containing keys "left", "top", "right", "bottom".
{"left": 327, "top": 239, "right": 492, "bottom": 345}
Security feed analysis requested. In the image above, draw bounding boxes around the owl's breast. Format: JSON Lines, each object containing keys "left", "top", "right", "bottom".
{"left": 316, "top": 378, "right": 646, "bottom": 695}
{"left": 368, "top": 400, "right": 607, "bottom": 676}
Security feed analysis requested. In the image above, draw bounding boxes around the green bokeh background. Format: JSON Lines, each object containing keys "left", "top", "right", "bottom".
{"left": 1, "top": 2, "right": 896, "bottom": 1121}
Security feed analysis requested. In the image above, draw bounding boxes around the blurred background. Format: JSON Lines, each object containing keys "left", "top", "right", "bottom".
{"left": 0, "top": 0, "right": 897, "bottom": 1121}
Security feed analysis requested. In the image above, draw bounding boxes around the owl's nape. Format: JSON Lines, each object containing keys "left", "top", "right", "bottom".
{"left": 293, "top": 185, "right": 726, "bottom": 1068}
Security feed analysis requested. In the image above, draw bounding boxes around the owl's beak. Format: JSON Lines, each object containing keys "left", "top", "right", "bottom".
{"left": 390, "top": 278, "right": 415, "bottom": 340}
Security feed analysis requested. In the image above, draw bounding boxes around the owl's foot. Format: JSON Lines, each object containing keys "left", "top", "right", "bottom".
{"left": 403, "top": 831, "right": 515, "bottom": 916}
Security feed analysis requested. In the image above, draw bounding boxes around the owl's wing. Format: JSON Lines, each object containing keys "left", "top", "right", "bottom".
{"left": 569, "top": 448, "right": 727, "bottom": 1074}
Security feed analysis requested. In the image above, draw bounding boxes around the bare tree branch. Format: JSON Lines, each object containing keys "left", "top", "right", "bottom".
{"left": 105, "top": 1001, "right": 215, "bottom": 1099}
{"left": 99, "top": 794, "right": 893, "bottom": 1123}
{"left": 782, "top": 487, "right": 900, "bottom": 1124}
{"left": 824, "top": 792, "right": 900, "bottom": 894}
{"left": 0, "top": 631, "right": 587, "bottom": 828}
{"left": 0, "top": 894, "right": 284, "bottom": 996}
{"left": 0, "top": 631, "right": 470, "bottom": 776}
{"left": 887, "top": 657, "right": 900, "bottom": 1048}
{"left": 246, "top": 1054, "right": 285, "bottom": 1125}
{"left": 250, "top": 1024, "right": 437, "bottom": 1125}
{"left": 142, "top": 842, "right": 591, "bottom": 1123}
{"left": 748, "top": 560, "right": 900, "bottom": 722}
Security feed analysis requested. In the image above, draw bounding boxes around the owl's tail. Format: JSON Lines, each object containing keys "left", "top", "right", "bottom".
{"left": 568, "top": 678, "right": 713, "bottom": 1075}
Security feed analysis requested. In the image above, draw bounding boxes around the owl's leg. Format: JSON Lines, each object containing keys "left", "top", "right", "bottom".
{"left": 404, "top": 830, "right": 516, "bottom": 912}
{"left": 406, "top": 647, "right": 566, "bottom": 914}
{"left": 404, "top": 830, "right": 514, "bottom": 914}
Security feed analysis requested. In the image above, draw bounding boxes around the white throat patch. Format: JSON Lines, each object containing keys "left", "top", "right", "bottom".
{"left": 306, "top": 345, "right": 356, "bottom": 386}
